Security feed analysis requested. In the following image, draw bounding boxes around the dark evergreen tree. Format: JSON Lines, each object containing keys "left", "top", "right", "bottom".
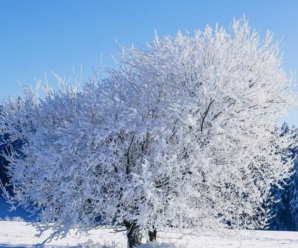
{"left": 0, "top": 133, "right": 24, "bottom": 192}
{"left": 269, "top": 123, "right": 298, "bottom": 231}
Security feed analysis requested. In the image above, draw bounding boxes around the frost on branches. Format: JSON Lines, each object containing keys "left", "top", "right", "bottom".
{"left": 0, "top": 19, "right": 296, "bottom": 247}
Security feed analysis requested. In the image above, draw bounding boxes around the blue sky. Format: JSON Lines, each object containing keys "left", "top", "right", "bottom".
{"left": 1, "top": 0, "right": 298, "bottom": 125}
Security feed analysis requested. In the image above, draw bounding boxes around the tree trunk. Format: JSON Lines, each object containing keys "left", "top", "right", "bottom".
{"left": 125, "top": 221, "right": 143, "bottom": 248}
{"left": 148, "top": 229, "right": 157, "bottom": 241}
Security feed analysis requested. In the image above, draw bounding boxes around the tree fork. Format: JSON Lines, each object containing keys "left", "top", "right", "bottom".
{"left": 149, "top": 229, "right": 157, "bottom": 241}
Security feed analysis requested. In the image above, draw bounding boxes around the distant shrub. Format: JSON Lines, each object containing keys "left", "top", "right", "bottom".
{"left": 2, "top": 216, "right": 24, "bottom": 222}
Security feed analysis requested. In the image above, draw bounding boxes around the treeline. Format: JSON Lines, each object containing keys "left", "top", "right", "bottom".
{"left": 0, "top": 134, "right": 23, "bottom": 190}
{"left": 269, "top": 123, "right": 298, "bottom": 230}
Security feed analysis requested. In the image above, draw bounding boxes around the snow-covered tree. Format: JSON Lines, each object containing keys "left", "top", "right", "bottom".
{"left": 0, "top": 19, "right": 296, "bottom": 247}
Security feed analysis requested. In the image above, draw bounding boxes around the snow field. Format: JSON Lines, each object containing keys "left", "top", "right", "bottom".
{"left": 1, "top": 221, "right": 298, "bottom": 247}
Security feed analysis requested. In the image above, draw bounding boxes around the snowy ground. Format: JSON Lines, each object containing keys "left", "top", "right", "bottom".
{"left": 1, "top": 221, "right": 298, "bottom": 248}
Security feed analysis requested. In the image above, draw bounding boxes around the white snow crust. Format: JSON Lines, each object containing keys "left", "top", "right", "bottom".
{"left": 1, "top": 221, "right": 298, "bottom": 247}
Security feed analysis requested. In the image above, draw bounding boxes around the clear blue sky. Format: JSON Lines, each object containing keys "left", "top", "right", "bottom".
{"left": 1, "top": 0, "right": 298, "bottom": 125}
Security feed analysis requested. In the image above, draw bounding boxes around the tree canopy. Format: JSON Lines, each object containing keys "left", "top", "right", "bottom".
{"left": 0, "top": 19, "right": 296, "bottom": 247}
